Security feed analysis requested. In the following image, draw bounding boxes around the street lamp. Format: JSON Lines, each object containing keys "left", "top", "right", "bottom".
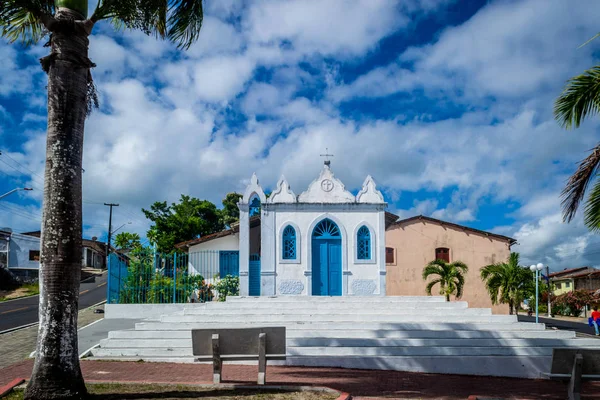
{"left": 530, "top": 262, "right": 544, "bottom": 323}
{"left": 0, "top": 187, "right": 32, "bottom": 200}
{"left": 111, "top": 222, "right": 132, "bottom": 236}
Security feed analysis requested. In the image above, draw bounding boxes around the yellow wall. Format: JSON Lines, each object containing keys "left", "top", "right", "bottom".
{"left": 385, "top": 220, "right": 512, "bottom": 314}
{"left": 552, "top": 279, "right": 573, "bottom": 296}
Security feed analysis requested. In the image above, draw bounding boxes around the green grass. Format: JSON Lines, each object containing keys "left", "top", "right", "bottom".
{"left": 0, "top": 283, "right": 39, "bottom": 302}
{"left": 5, "top": 383, "right": 339, "bottom": 399}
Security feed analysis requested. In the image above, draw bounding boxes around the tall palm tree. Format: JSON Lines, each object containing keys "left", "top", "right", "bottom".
{"left": 422, "top": 259, "right": 468, "bottom": 302}
{"left": 554, "top": 33, "right": 600, "bottom": 229}
{"left": 480, "top": 252, "right": 534, "bottom": 315}
{"left": 1, "top": 1, "right": 204, "bottom": 399}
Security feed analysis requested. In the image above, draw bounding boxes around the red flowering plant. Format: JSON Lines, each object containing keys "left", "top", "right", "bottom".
{"left": 553, "top": 290, "right": 595, "bottom": 317}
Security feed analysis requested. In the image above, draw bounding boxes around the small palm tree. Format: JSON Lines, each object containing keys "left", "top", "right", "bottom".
{"left": 422, "top": 259, "right": 468, "bottom": 302}
{"left": 2, "top": 1, "right": 204, "bottom": 399}
{"left": 480, "top": 252, "right": 534, "bottom": 315}
{"left": 554, "top": 34, "right": 600, "bottom": 229}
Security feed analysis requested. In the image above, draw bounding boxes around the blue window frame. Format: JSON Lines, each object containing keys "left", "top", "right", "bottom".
{"left": 357, "top": 225, "right": 371, "bottom": 260}
{"left": 282, "top": 225, "right": 296, "bottom": 260}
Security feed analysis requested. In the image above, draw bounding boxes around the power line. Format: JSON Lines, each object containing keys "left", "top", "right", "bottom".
{"left": 0, "top": 151, "right": 44, "bottom": 181}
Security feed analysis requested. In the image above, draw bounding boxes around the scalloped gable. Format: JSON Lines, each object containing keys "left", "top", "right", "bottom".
{"left": 268, "top": 175, "right": 296, "bottom": 203}
{"left": 298, "top": 165, "right": 355, "bottom": 203}
{"left": 356, "top": 175, "right": 385, "bottom": 204}
{"left": 241, "top": 173, "right": 267, "bottom": 204}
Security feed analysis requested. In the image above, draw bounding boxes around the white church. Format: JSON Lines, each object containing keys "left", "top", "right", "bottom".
{"left": 179, "top": 159, "right": 387, "bottom": 297}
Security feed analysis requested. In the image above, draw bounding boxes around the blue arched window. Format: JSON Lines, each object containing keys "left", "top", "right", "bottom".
{"left": 282, "top": 225, "right": 296, "bottom": 260}
{"left": 357, "top": 225, "right": 371, "bottom": 260}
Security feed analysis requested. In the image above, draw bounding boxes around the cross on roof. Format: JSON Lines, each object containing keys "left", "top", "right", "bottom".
{"left": 320, "top": 148, "right": 334, "bottom": 166}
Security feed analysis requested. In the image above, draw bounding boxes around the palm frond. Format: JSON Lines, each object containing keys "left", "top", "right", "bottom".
{"left": 92, "top": 0, "right": 202, "bottom": 50}
{"left": 425, "top": 279, "right": 441, "bottom": 296}
{"left": 167, "top": 0, "right": 203, "bottom": 50}
{"left": 0, "top": 0, "right": 54, "bottom": 45}
{"left": 450, "top": 261, "right": 468, "bottom": 274}
{"left": 561, "top": 143, "right": 600, "bottom": 222}
{"left": 422, "top": 261, "right": 444, "bottom": 280}
{"left": 584, "top": 172, "right": 600, "bottom": 231}
{"left": 554, "top": 65, "right": 600, "bottom": 129}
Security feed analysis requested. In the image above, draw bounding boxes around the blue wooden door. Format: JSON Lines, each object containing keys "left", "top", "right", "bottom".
{"left": 311, "top": 218, "right": 342, "bottom": 296}
{"left": 328, "top": 243, "right": 342, "bottom": 296}
{"left": 311, "top": 239, "right": 342, "bottom": 296}
{"left": 219, "top": 251, "right": 239, "bottom": 277}
{"left": 249, "top": 254, "right": 261, "bottom": 296}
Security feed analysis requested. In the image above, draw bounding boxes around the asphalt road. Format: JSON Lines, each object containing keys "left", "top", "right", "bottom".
{"left": 0, "top": 272, "right": 107, "bottom": 332}
{"left": 517, "top": 314, "right": 598, "bottom": 336}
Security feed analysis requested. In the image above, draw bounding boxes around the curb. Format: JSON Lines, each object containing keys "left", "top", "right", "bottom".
{"left": 0, "top": 301, "right": 106, "bottom": 336}
{"left": 0, "top": 378, "right": 25, "bottom": 397}
{"left": 74, "top": 380, "right": 349, "bottom": 398}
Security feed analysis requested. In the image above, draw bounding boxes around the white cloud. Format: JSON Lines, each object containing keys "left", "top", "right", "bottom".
{"left": 193, "top": 55, "right": 256, "bottom": 102}
{"left": 244, "top": 0, "right": 407, "bottom": 57}
{"left": 333, "top": 0, "right": 599, "bottom": 102}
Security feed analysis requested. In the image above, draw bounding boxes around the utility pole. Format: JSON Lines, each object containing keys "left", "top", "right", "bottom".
{"left": 104, "top": 203, "right": 119, "bottom": 266}
{"left": 546, "top": 265, "right": 552, "bottom": 318}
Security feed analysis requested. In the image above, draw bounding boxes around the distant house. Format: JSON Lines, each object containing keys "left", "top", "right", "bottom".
{"left": 0, "top": 228, "right": 108, "bottom": 278}
{"left": 549, "top": 267, "right": 600, "bottom": 296}
{"left": 0, "top": 228, "right": 41, "bottom": 279}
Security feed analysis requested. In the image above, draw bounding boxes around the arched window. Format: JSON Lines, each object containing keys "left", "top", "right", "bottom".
{"left": 282, "top": 225, "right": 296, "bottom": 260}
{"left": 435, "top": 247, "right": 450, "bottom": 263}
{"left": 357, "top": 225, "right": 371, "bottom": 260}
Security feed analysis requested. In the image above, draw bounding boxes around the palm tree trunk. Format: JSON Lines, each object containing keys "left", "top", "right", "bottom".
{"left": 445, "top": 294, "right": 450, "bottom": 302}
{"left": 24, "top": 6, "right": 89, "bottom": 400}
{"left": 508, "top": 300, "right": 514, "bottom": 315}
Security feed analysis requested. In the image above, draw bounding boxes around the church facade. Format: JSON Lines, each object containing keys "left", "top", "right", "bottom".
{"left": 237, "top": 163, "right": 387, "bottom": 297}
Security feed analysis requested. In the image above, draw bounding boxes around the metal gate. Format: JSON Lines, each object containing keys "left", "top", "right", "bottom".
{"left": 107, "top": 252, "right": 129, "bottom": 304}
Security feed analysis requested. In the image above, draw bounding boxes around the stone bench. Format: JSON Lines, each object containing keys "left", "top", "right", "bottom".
{"left": 192, "top": 327, "right": 286, "bottom": 385}
{"left": 546, "top": 348, "right": 600, "bottom": 400}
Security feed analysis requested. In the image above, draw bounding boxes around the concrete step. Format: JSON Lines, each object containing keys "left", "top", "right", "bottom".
{"left": 282, "top": 355, "right": 551, "bottom": 379}
{"left": 159, "top": 314, "right": 513, "bottom": 323}
{"left": 98, "top": 337, "right": 600, "bottom": 349}
{"left": 287, "top": 346, "right": 558, "bottom": 357}
{"left": 135, "top": 321, "right": 544, "bottom": 331}
{"left": 92, "top": 347, "right": 193, "bottom": 357}
{"left": 108, "top": 328, "right": 575, "bottom": 340}
{"left": 197, "top": 301, "right": 469, "bottom": 310}
{"left": 183, "top": 307, "right": 485, "bottom": 316}
{"left": 226, "top": 296, "right": 448, "bottom": 302}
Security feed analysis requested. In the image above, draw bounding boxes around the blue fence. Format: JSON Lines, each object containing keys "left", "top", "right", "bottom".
{"left": 107, "top": 250, "right": 243, "bottom": 304}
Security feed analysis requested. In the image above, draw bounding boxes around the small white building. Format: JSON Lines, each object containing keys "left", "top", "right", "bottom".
{"left": 237, "top": 162, "right": 387, "bottom": 297}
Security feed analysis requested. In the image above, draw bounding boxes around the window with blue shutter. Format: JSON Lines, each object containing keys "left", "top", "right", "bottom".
{"left": 357, "top": 225, "right": 371, "bottom": 260}
{"left": 282, "top": 225, "right": 296, "bottom": 260}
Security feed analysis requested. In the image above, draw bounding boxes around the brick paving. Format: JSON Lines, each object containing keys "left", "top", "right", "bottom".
{"left": 1, "top": 359, "right": 600, "bottom": 399}
{"left": 0, "top": 304, "right": 104, "bottom": 369}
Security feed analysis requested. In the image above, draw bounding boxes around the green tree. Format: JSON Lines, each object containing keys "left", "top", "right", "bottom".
{"left": 114, "top": 232, "right": 141, "bottom": 252}
{"left": 422, "top": 259, "right": 469, "bottom": 302}
{"left": 143, "top": 195, "right": 224, "bottom": 253}
{"left": 554, "top": 34, "right": 600, "bottom": 230}
{"left": 221, "top": 192, "right": 243, "bottom": 227}
{"left": 480, "top": 252, "right": 534, "bottom": 315}
{"left": 1, "top": 1, "right": 204, "bottom": 398}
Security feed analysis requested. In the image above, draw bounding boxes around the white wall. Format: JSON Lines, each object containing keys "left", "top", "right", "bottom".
{"left": 8, "top": 232, "right": 40, "bottom": 270}
{"left": 265, "top": 205, "right": 385, "bottom": 296}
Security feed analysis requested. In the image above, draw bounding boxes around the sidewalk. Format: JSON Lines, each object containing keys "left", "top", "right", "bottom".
{"left": 2, "top": 359, "right": 600, "bottom": 399}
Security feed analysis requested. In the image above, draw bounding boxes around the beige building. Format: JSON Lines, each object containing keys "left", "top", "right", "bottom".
{"left": 385, "top": 215, "right": 516, "bottom": 314}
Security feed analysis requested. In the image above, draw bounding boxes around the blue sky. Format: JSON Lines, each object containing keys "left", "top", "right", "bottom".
{"left": 1, "top": 0, "right": 600, "bottom": 270}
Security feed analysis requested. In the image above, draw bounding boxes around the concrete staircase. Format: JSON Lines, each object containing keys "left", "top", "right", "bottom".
{"left": 90, "top": 296, "right": 600, "bottom": 378}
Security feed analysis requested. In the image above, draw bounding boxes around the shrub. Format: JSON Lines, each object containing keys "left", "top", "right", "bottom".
{"left": 553, "top": 290, "right": 594, "bottom": 317}
{"left": 215, "top": 275, "right": 239, "bottom": 301}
